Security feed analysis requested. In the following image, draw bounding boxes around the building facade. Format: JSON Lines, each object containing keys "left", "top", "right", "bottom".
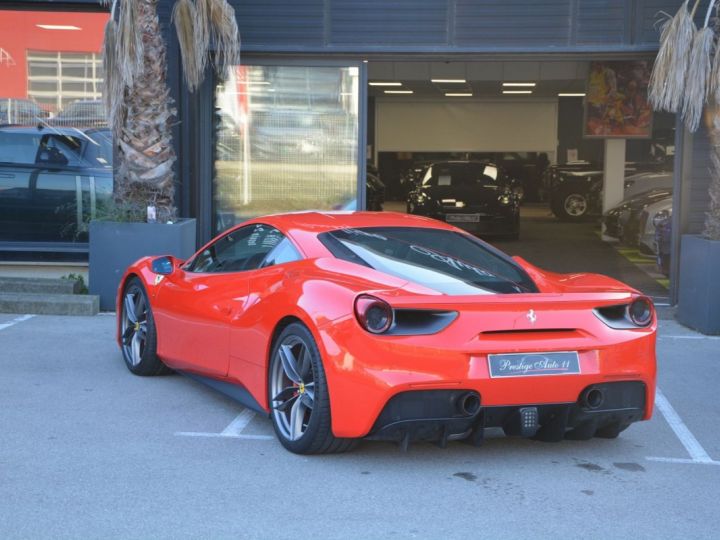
{"left": 0, "top": 1, "right": 712, "bottom": 304}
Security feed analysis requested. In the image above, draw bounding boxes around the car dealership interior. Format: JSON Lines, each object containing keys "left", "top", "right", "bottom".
{"left": 363, "top": 59, "right": 674, "bottom": 301}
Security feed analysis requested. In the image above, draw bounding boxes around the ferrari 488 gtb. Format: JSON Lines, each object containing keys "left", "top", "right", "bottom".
{"left": 117, "top": 212, "right": 656, "bottom": 454}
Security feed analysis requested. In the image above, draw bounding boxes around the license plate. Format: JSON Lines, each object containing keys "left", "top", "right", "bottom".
{"left": 487, "top": 351, "right": 581, "bottom": 378}
{"left": 446, "top": 213, "right": 480, "bottom": 223}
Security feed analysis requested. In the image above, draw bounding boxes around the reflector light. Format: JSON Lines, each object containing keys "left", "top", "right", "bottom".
{"left": 628, "top": 297, "right": 653, "bottom": 326}
{"left": 354, "top": 295, "right": 393, "bottom": 334}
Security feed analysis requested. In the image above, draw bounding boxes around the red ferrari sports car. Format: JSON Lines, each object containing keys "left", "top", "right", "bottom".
{"left": 116, "top": 211, "right": 656, "bottom": 454}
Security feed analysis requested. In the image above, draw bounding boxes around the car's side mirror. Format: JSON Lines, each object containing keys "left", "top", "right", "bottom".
{"left": 151, "top": 256, "right": 177, "bottom": 275}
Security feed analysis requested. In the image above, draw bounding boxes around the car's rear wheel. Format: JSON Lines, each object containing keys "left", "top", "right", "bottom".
{"left": 269, "top": 322, "right": 356, "bottom": 454}
{"left": 120, "top": 277, "right": 170, "bottom": 376}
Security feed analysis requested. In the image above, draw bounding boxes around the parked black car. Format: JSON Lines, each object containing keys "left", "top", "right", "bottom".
{"left": 407, "top": 161, "right": 520, "bottom": 239}
{"left": 0, "top": 126, "right": 113, "bottom": 242}
{"left": 602, "top": 188, "right": 673, "bottom": 245}
{"left": 545, "top": 161, "right": 669, "bottom": 221}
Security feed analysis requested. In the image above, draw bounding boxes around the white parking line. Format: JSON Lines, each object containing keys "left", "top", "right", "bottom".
{"left": 175, "top": 408, "right": 274, "bottom": 440}
{"left": 0, "top": 314, "right": 35, "bottom": 331}
{"left": 175, "top": 432, "right": 274, "bottom": 440}
{"left": 658, "top": 335, "right": 720, "bottom": 340}
{"left": 647, "top": 387, "right": 719, "bottom": 466}
{"left": 646, "top": 457, "right": 720, "bottom": 466}
{"left": 221, "top": 409, "right": 256, "bottom": 436}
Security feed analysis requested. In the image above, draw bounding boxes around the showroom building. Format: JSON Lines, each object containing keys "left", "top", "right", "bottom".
{"left": 0, "top": 0, "right": 714, "bottom": 306}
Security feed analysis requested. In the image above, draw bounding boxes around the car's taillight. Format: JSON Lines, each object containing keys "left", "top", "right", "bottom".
{"left": 354, "top": 294, "right": 393, "bottom": 334}
{"left": 628, "top": 296, "right": 653, "bottom": 327}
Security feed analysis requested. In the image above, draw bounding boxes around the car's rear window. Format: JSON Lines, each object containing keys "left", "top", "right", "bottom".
{"left": 421, "top": 163, "right": 499, "bottom": 188}
{"left": 318, "top": 227, "right": 537, "bottom": 295}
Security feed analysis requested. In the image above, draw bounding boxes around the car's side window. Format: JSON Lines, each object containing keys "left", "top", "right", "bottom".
{"left": 36, "top": 135, "right": 84, "bottom": 167}
{"left": 0, "top": 132, "right": 40, "bottom": 165}
{"left": 260, "top": 237, "right": 302, "bottom": 268}
{"left": 187, "top": 224, "right": 294, "bottom": 273}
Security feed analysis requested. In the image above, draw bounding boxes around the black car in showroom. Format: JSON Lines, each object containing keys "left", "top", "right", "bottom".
{"left": 407, "top": 160, "right": 520, "bottom": 239}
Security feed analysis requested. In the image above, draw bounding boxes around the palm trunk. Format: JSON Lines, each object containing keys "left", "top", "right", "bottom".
{"left": 705, "top": 9, "right": 720, "bottom": 239}
{"left": 114, "top": 0, "right": 177, "bottom": 223}
{"left": 706, "top": 110, "right": 720, "bottom": 238}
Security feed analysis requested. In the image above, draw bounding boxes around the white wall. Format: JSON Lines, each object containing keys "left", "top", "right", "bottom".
{"left": 376, "top": 99, "right": 558, "bottom": 154}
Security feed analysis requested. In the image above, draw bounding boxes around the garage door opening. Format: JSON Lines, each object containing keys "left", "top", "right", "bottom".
{"left": 365, "top": 59, "right": 674, "bottom": 301}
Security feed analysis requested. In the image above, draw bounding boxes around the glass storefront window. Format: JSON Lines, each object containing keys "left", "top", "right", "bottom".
{"left": 0, "top": 10, "right": 110, "bottom": 245}
{"left": 213, "top": 64, "right": 359, "bottom": 233}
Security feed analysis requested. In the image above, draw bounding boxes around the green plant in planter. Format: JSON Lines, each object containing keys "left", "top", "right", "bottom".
{"left": 61, "top": 273, "right": 89, "bottom": 294}
{"left": 101, "top": 0, "right": 240, "bottom": 223}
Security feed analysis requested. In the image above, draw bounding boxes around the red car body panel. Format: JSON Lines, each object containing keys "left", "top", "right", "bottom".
{"left": 116, "top": 212, "right": 656, "bottom": 439}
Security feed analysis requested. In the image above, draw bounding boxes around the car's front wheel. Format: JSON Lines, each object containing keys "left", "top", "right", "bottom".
{"left": 269, "top": 322, "right": 357, "bottom": 454}
{"left": 120, "top": 277, "right": 170, "bottom": 376}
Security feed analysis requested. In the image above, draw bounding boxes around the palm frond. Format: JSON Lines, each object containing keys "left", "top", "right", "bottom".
{"left": 683, "top": 26, "right": 714, "bottom": 132}
{"left": 172, "top": 0, "right": 202, "bottom": 92}
{"left": 102, "top": 17, "right": 125, "bottom": 141}
{"left": 683, "top": 1, "right": 718, "bottom": 132}
{"left": 208, "top": 0, "right": 241, "bottom": 82}
{"left": 195, "top": 0, "right": 212, "bottom": 79}
{"left": 116, "top": 0, "right": 144, "bottom": 90}
{"left": 648, "top": 0, "right": 697, "bottom": 113}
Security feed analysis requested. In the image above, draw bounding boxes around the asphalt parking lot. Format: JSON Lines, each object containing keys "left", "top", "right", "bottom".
{"left": 1, "top": 313, "right": 719, "bottom": 539}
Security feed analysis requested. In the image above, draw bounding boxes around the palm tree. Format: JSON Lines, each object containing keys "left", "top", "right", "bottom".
{"left": 102, "top": 0, "right": 240, "bottom": 223}
{"left": 649, "top": 0, "right": 720, "bottom": 239}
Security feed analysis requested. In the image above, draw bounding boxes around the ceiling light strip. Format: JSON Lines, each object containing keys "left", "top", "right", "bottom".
{"left": 369, "top": 82, "right": 402, "bottom": 86}
{"left": 36, "top": 24, "right": 81, "bottom": 30}
{"left": 502, "top": 82, "right": 536, "bottom": 87}
{"left": 432, "top": 79, "right": 467, "bottom": 83}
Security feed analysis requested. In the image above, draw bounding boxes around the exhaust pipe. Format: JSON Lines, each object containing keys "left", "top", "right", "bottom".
{"left": 580, "top": 387, "right": 605, "bottom": 410}
{"left": 457, "top": 392, "right": 481, "bottom": 416}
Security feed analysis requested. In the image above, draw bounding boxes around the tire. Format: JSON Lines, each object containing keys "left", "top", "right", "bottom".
{"left": 554, "top": 188, "right": 589, "bottom": 222}
{"left": 120, "top": 277, "right": 171, "bottom": 376}
{"left": 268, "top": 322, "right": 357, "bottom": 454}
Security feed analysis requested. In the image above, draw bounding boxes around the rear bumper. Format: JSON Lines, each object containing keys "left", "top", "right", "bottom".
{"left": 367, "top": 382, "right": 646, "bottom": 444}
{"left": 318, "top": 317, "right": 656, "bottom": 438}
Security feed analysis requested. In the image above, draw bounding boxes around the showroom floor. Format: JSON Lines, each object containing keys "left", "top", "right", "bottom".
{"left": 383, "top": 201, "right": 669, "bottom": 302}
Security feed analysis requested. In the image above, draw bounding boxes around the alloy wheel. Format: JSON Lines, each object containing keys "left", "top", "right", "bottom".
{"left": 564, "top": 193, "right": 588, "bottom": 217}
{"left": 270, "top": 335, "right": 316, "bottom": 441}
{"left": 121, "top": 287, "right": 148, "bottom": 367}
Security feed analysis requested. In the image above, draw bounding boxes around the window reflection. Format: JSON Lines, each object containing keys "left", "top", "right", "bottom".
{"left": 0, "top": 10, "right": 110, "bottom": 244}
{"left": 214, "top": 65, "right": 359, "bottom": 233}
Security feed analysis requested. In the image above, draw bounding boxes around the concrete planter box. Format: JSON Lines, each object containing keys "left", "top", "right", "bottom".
{"left": 677, "top": 234, "right": 720, "bottom": 335}
{"left": 89, "top": 219, "right": 196, "bottom": 311}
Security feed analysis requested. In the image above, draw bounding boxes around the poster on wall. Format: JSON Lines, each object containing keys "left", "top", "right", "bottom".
{"left": 584, "top": 61, "right": 653, "bottom": 138}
